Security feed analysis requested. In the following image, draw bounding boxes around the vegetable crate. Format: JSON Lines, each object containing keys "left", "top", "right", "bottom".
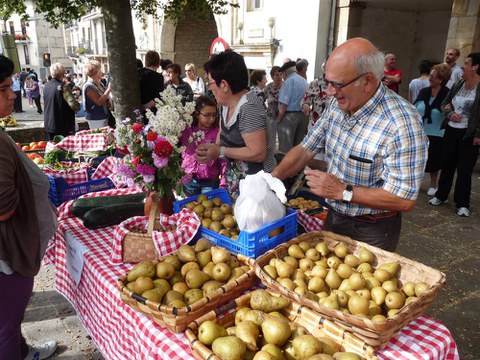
{"left": 173, "top": 189, "right": 297, "bottom": 258}
{"left": 47, "top": 170, "right": 116, "bottom": 206}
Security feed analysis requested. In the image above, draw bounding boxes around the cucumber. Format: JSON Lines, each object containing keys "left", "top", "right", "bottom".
{"left": 82, "top": 202, "right": 145, "bottom": 229}
{"left": 72, "top": 192, "right": 147, "bottom": 218}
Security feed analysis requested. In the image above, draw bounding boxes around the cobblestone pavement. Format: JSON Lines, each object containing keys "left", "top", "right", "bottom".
{"left": 13, "top": 97, "right": 480, "bottom": 359}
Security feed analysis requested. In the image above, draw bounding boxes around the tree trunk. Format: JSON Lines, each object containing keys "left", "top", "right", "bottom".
{"left": 102, "top": 0, "right": 141, "bottom": 122}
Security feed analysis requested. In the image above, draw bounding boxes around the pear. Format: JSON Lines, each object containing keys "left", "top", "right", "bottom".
{"left": 292, "top": 334, "right": 322, "bottom": 359}
{"left": 293, "top": 277, "right": 307, "bottom": 289}
{"left": 261, "top": 316, "right": 292, "bottom": 347}
{"left": 202, "top": 262, "right": 215, "bottom": 278}
{"left": 172, "top": 282, "right": 189, "bottom": 295}
{"left": 344, "top": 254, "right": 360, "bottom": 268}
{"left": 332, "top": 352, "right": 362, "bottom": 360}
{"left": 334, "top": 244, "right": 348, "bottom": 258}
{"left": 127, "top": 260, "right": 156, "bottom": 282}
{"left": 382, "top": 280, "right": 398, "bottom": 293}
{"left": 196, "top": 250, "right": 212, "bottom": 269}
{"left": 299, "top": 258, "right": 315, "bottom": 272}
{"left": 263, "top": 265, "right": 277, "bottom": 279}
{"left": 298, "top": 241, "right": 311, "bottom": 252}
{"left": 132, "top": 276, "right": 154, "bottom": 294}
{"left": 220, "top": 203, "right": 232, "bottom": 215}
{"left": 212, "top": 197, "right": 223, "bottom": 207}
{"left": 284, "top": 256, "right": 298, "bottom": 269}
{"left": 364, "top": 277, "right": 381, "bottom": 290}
{"left": 235, "top": 307, "right": 251, "bottom": 325}
{"left": 211, "top": 246, "right": 231, "bottom": 264}
{"left": 153, "top": 278, "right": 171, "bottom": 291}
{"left": 198, "top": 320, "right": 227, "bottom": 345}
{"left": 141, "top": 287, "right": 167, "bottom": 303}
{"left": 368, "top": 300, "right": 382, "bottom": 317}
{"left": 250, "top": 289, "right": 290, "bottom": 312}
{"left": 356, "top": 263, "right": 373, "bottom": 273}
{"left": 307, "top": 277, "right": 327, "bottom": 293}
{"left": 307, "top": 355, "right": 335, "bottom": 360}
{"left": 184, "top": 288, "right": 204, "bottom": 304}
{"left": 176, "top": 245, "right": 197, "bottom": 263}
{"left": 197, "top": 194, "right": 208, "bottom": 203}
{"left": 275, "top": 260, "right": 294, "bottom": 279}
{"left": 414, "top": 282, "right": 430, "bottom": 297}
{"left": 283, "top": 342, "right": 296, "bottom": 360}
{"left": 168, "top": 271, "right": 184, "bottom": 286}
{"left": 162, "top": 255, "right": 181, "bottom": 270}
{"left": 348, "top": 273, "right": 366, "bottom": 291}
{"left": 155, "top": 262, "right": 175, "bottom": 280}
{"left": 305, "top": 248, "right": 321, "bottom": 262}
{"left": 212, "top": 262, "right": 231, "bottom": 282}
{"left": 371, "top": 286, "right": 387, "bottom": 306}
{"left": 378, "top": 262, "right": 399, "bottom": 277}
{"left": 356, "top": 288, "right": 370, "bottom": 300}
{"left": 317, "top": 337, "right": 340, "bottom": 355}
{"left": 325, "top": 268, "right": 342, "bottom": 289}
{"left": 181, "top": 261, "right": 200, "bottom": 277}
{"left": 373, "top": 268, "right": 390, "bottom": 283}
{"left": 404, "top": 296, "right": 416, "bottom": 306}
{"left": 229, "top": 256, "right": 240, "bottom": 270}
{"left": 244, "top": 310, "right": 265, "bottom": 326}
{"left": 338, "top": 279, "right": 350, "bottom": 292}
{"left": 388, "top": 309, "right": 400, "bottom": 317}
{"left": 321, "top": 294, "right": 339, "bottom": 310}
{"left": 315, "top": 242, "right": 330, "bottom": 257}
{"left": 326, "top": 256, "right": 342, "bottom": 269}
{"left": 278, "top": 278, "right": 296, "bottom": 291}
{"left": 185, "top": 269, "right": 210, "bottom": 289}
{"left": 202, "top": 280, "right": 224, "bottom": 297}
{"left": 236, "top": 320, "right": 260, "bottom": 351}
{"left": 347, "top": 295, "right": 369, "bottom": 316}
{"left": 212, "top": 336, "right": 246, "bottom": 360}
{"left": 202, "top": 218, "right": 213, "bottom": 229}
{"left": 371, "top": 314, "right": 387, "bottom": 322}
{"left": 336, "top": 263, "right": 353, "bottom": 279}
{"left": 168, "top": 299, "right": 186, "bottom": 308}
{"left": 385, "top": 292, "right": 405, "bottom": 310}
{"left": 288, "top": 244, "right": 305, "bottom": 259}
{"left": 261, "top": 344, "right": 285, "bottom": 360}
{"left": 162, "top": 290, "right": 184, "bottom": 305}
{"left": 332, "top": 290, "right": 349, "bottom": 308}
{"left": 185, "top": 201, "right": 196, "bottom": 210}
{"left": 401, "top": 281, "right": 416, "bottom": 297}
{"left": 358, "top": 247, "right": 375, "bottom": 264}
{"left": 310, "top": 265, "right": 328, "bottom": 279}
{"left": 228, "top": 267, "right": 246, "bottom": 282}
{"left": 253, "top": 351, "right": 275, "bottom": 360}
{"left": 194, "top": 237, "right": 212, "bottom": 252}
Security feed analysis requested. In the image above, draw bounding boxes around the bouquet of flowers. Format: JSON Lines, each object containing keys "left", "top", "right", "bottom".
{"left": 114, "top": 86, "right": 196, "bottom": 199}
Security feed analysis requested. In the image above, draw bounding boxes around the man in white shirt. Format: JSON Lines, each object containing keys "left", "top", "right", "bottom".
{"left": 445, "top": 48, "right": 463, "bottom": 88}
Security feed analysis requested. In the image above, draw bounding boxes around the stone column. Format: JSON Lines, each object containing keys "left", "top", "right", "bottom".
{"left": 446, "top": 0, "right": 480, "bottom": 61}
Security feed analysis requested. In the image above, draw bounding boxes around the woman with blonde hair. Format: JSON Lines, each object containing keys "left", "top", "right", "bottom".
{"left": 184, "top": 63, "right": 205, "bottom": 99}
{"left": 82, "top": 60, "right": 112, "bottom": 129}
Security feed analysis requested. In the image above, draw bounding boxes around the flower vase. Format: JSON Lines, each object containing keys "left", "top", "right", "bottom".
{"left": 144, "top": 191, "right": 174, "bottom": 218}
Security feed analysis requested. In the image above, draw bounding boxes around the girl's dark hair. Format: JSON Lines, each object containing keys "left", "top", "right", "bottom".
{"left": 467, "top": 53, "right": 480, "bottom": 75}
{"left": 166, "top": 63, "right": 181, "bottom": 75}
{"left": 192, "top": 95, "right": 218, "bottom": 127}
{"left": 250, "top": 70, "right": 266, "bottom": 86}
{"left": 204, "top": 51, "right": 248, "bottom": 94}
{"left": 419, "top": 60, "right": 431, "bottom": 75}
{"left": 270, "top": 65, "right": 281, "bottom": 78}
{"left": 0, "top": 55, "right": 14, "bottom": 84}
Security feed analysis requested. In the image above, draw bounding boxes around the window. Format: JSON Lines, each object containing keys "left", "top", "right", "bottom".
{"left": 247, "top": 0, "right": 263, "bottom": 11}
{"left": 1, "top": 21, "right": 6, "bottom": 34}
{"left": 9, "top": 21, "right": 14, "bottom": 35}
{"left": 21, "top": 20, "right": 27, "bottom": 35}
{"left": 24, "top": 45, "right": 30, "bottom": 65}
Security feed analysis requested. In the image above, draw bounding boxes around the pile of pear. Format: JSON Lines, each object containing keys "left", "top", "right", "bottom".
{"left": 124, "top": 239, "right": 250, "bottom": 307}
{"left": 197, "top": 289, "right": 364, "bottom": 360}
{"left": 261, "top": 241, "right": 431, "bottom": 321}
{"left": 184, "top": 194, "right": 240, "bottom": 239}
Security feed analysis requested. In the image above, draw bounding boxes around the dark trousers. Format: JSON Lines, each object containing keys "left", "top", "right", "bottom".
{"left": 436, "top": 125, "right": 480, "bottom": 208}
{"left": 13, "top": 91, "right": 23, "bottom": 112}
{"left": 277, "top": 112, "right": 308, "bottom": 153}
{"left": 33, "top": 96, "right": 42, "bottom": 114}
{"left": 323, "top": 209, "right": 402, "bottom": 252}
{"left": 0, "top": 272, "right": 34, "bottom": 360}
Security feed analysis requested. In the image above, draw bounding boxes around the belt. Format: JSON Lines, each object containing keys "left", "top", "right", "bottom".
{"left": 353, "top": 211, "right": 400, "bottom": 223}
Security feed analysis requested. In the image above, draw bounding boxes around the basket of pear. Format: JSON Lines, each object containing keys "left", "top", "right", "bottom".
{"left": 251, "top": 231, "right": 446, "bottom": 349}
{"left": 117, "top": 239, "right": 257, "bottom": 333}
{"left": 185, "top": 289, "right": 378, "bottom": 360}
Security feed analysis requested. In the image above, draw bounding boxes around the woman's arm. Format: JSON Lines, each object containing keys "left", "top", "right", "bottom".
{"left": 86, "top": 83, "right": 111, "bottom": 107}
{"left": 224, "top": 129, "right": 266, "bottom": 163}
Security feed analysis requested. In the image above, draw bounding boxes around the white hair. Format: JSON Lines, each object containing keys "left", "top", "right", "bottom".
{"left": 355, "top": 50, "right": 385, "bottom": 84}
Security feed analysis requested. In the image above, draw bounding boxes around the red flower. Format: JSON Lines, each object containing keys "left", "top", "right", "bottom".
{"left": 146, "top": 131, "right": 158, "bottom": 141}
{"left": 132, "top": 156, "right": 139, "bottom": 166}
{"left": 154, "top": 140, "right": 173, "bottom": 157}
{"left": 132, "top": 123, "right": 143, "bottom": 134}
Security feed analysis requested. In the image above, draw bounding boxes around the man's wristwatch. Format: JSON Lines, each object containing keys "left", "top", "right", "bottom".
{"left": 219, "top": 146, "right": 226, "bottom": 159}
{"left": 342, "top": 185, "right": 353, "bottom": 203}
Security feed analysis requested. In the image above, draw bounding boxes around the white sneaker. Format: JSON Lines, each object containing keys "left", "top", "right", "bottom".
{"left": 427, "top": 187, "right": 437, "bottom": 196}
{"left": 429, "top": 197, "right": 448, "bottom": 206}
{"left": 457, "top": 207, "right": 470, "bottom": 217}
{"left": 24, "top": 341, "right": 57, "bottom": 360}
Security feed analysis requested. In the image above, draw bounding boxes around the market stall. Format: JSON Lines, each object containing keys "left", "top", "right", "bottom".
{"left": 44, "top": 191, "right": 459, "bottom": 360}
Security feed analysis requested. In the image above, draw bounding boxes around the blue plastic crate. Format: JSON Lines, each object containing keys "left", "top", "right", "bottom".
{"left": 47, "top": 170, "right": 116, "bottom": 207}
{"left": 174, "top": 189, "right": 297, "bottom": 258}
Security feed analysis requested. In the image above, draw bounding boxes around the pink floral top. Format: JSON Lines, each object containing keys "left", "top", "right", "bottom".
{"left": 301, "top": 77, "right": 328, "bottom": 125}
{"left": 179, "top": 125, "right": 226, "bottom": 184}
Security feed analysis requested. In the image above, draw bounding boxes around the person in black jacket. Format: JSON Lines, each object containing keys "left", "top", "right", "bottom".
{"left": 165, "top": 63, "right": 193, "bottom": 105}
{"left": 138, "top": 50, "right": 164, "bottom": 115}
{"left": 43, "top": 63, "right": 80, "bottom": 140}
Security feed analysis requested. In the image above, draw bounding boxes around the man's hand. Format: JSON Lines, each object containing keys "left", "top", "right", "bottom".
{"left": 304, "top": 169, "right": 345, "bottom": 201}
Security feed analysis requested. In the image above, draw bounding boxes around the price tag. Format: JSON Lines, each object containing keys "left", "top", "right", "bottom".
{"left": 65, "top": 231, "right": 88, "bottom": 285}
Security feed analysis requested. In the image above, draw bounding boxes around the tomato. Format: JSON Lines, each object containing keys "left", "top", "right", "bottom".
{"left": 37, "top": 141, "right": 47, "bottom": 149}
{"left": 33, "top": 157, "right": 44, "bottom": 164}
{"left": 22, "top": 145, "right": 31, "bottom": 151}
{"left": 29, "top": 142, "right": 37, "bottom": 148}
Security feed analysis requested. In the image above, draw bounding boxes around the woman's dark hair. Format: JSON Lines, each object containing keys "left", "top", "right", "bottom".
{"left": 166, "top": 63, "right": 181, "bottom": 76}
{"left": 0, "top": 55, "right": 14, "bottom": 84}
{"left": 270, "top": 65, "right": 281, "bottom": 78}
{"left": 160, "top": 59, "right": 172, "bottom": 70}
{"left": 467, "top": 52, "right": 480, "bottom": 75}
{"left": 192, "top": 95, "right": 218, "bottom": 127}
{"left": 250, "top": 70, "right": 266, "bottom": 86}
{"left": 204, "top": 51, "right": 248, "bottom": 94}
{"left": 419, "top": 60, "right": 431, "bottom": 75}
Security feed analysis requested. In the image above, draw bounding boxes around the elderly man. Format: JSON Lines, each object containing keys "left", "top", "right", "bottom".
{"left": 382, "top": 53, "right": 402, "bottom": 93}
{"left": 445, "top": 48, "right": 463, "bottom": 88}
{"left": 272, "top": 38, "right": 428, "bottom": 251}
{"left": 276, "top": 60, "right": 308, "bottom": 153}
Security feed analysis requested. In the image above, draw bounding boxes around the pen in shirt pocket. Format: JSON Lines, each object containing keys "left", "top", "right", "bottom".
{"left": 349, "top": 154, "right": 373, "bottom": 163}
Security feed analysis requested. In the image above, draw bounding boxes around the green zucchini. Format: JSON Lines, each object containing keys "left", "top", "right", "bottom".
{"left": 82, "top": 202, "right": 146, "bottom": 229}
{"left": 72, "top": 192, "right": 147, "bottom": 218}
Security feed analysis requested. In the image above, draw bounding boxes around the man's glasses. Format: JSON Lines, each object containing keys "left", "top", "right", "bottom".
{"left": 324, "top": 73, "right": 367, "bottom": 91}
{"left": 199, "top": 112, "right": 217, "bottom": 119}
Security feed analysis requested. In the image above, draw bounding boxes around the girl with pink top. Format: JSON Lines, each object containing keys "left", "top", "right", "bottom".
{"left": 179, "top": 96, "right": 225, "bottom": 197}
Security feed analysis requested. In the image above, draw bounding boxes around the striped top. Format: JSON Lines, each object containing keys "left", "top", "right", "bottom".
{"left": 220, "top": 91, "right": 276, "bottom": 173}
{"left": 302, "top": 84, "right": 428, "bottom": 216}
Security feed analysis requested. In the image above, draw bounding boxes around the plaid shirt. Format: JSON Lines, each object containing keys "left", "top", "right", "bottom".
{"left": 302, "top": 85, "right": 428, "bottom": 216}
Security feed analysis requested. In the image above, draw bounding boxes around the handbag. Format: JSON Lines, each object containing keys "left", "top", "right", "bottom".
{"left": 108, "top": 110, "right": 116, "bottom": 128}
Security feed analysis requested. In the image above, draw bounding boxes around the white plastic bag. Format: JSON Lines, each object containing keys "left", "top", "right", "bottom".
{"left": 234, "top": 171, "right": 287, "bottom": 232}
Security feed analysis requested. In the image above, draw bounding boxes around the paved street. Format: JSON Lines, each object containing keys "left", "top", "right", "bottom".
{"left": 8, "top": 97, "right": 480, "bottom": 359}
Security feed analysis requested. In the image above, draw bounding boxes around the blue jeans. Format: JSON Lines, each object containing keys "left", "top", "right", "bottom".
{"left": 183, "top": 178, "right": 220, "bottom": 197}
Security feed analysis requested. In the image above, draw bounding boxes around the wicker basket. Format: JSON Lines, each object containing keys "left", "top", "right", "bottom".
{"left": 185, "top": 290, "right": 379, "bottom": 360}
{"left": 252, "top": 230, "right": 446, "bottom": 349}
{"left": 118, "top": 254, "right": 258, "bottom": 333}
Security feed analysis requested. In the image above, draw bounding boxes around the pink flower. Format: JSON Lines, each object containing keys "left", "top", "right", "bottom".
{"left": 136, "top": 164, "right": 156, "bottom": 176}
{"left": 152, "top": 153, "right": 169, "bottom": 168}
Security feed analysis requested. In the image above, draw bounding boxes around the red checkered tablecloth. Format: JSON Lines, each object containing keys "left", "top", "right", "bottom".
{"left": 43, "top": 162, "right": 92, "bottom": 185}
{"left": 45, "top": 127, "right": 114, "bottom": 153}
{"left": 43, "top": 216, "right": 459, "bottom": 359}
